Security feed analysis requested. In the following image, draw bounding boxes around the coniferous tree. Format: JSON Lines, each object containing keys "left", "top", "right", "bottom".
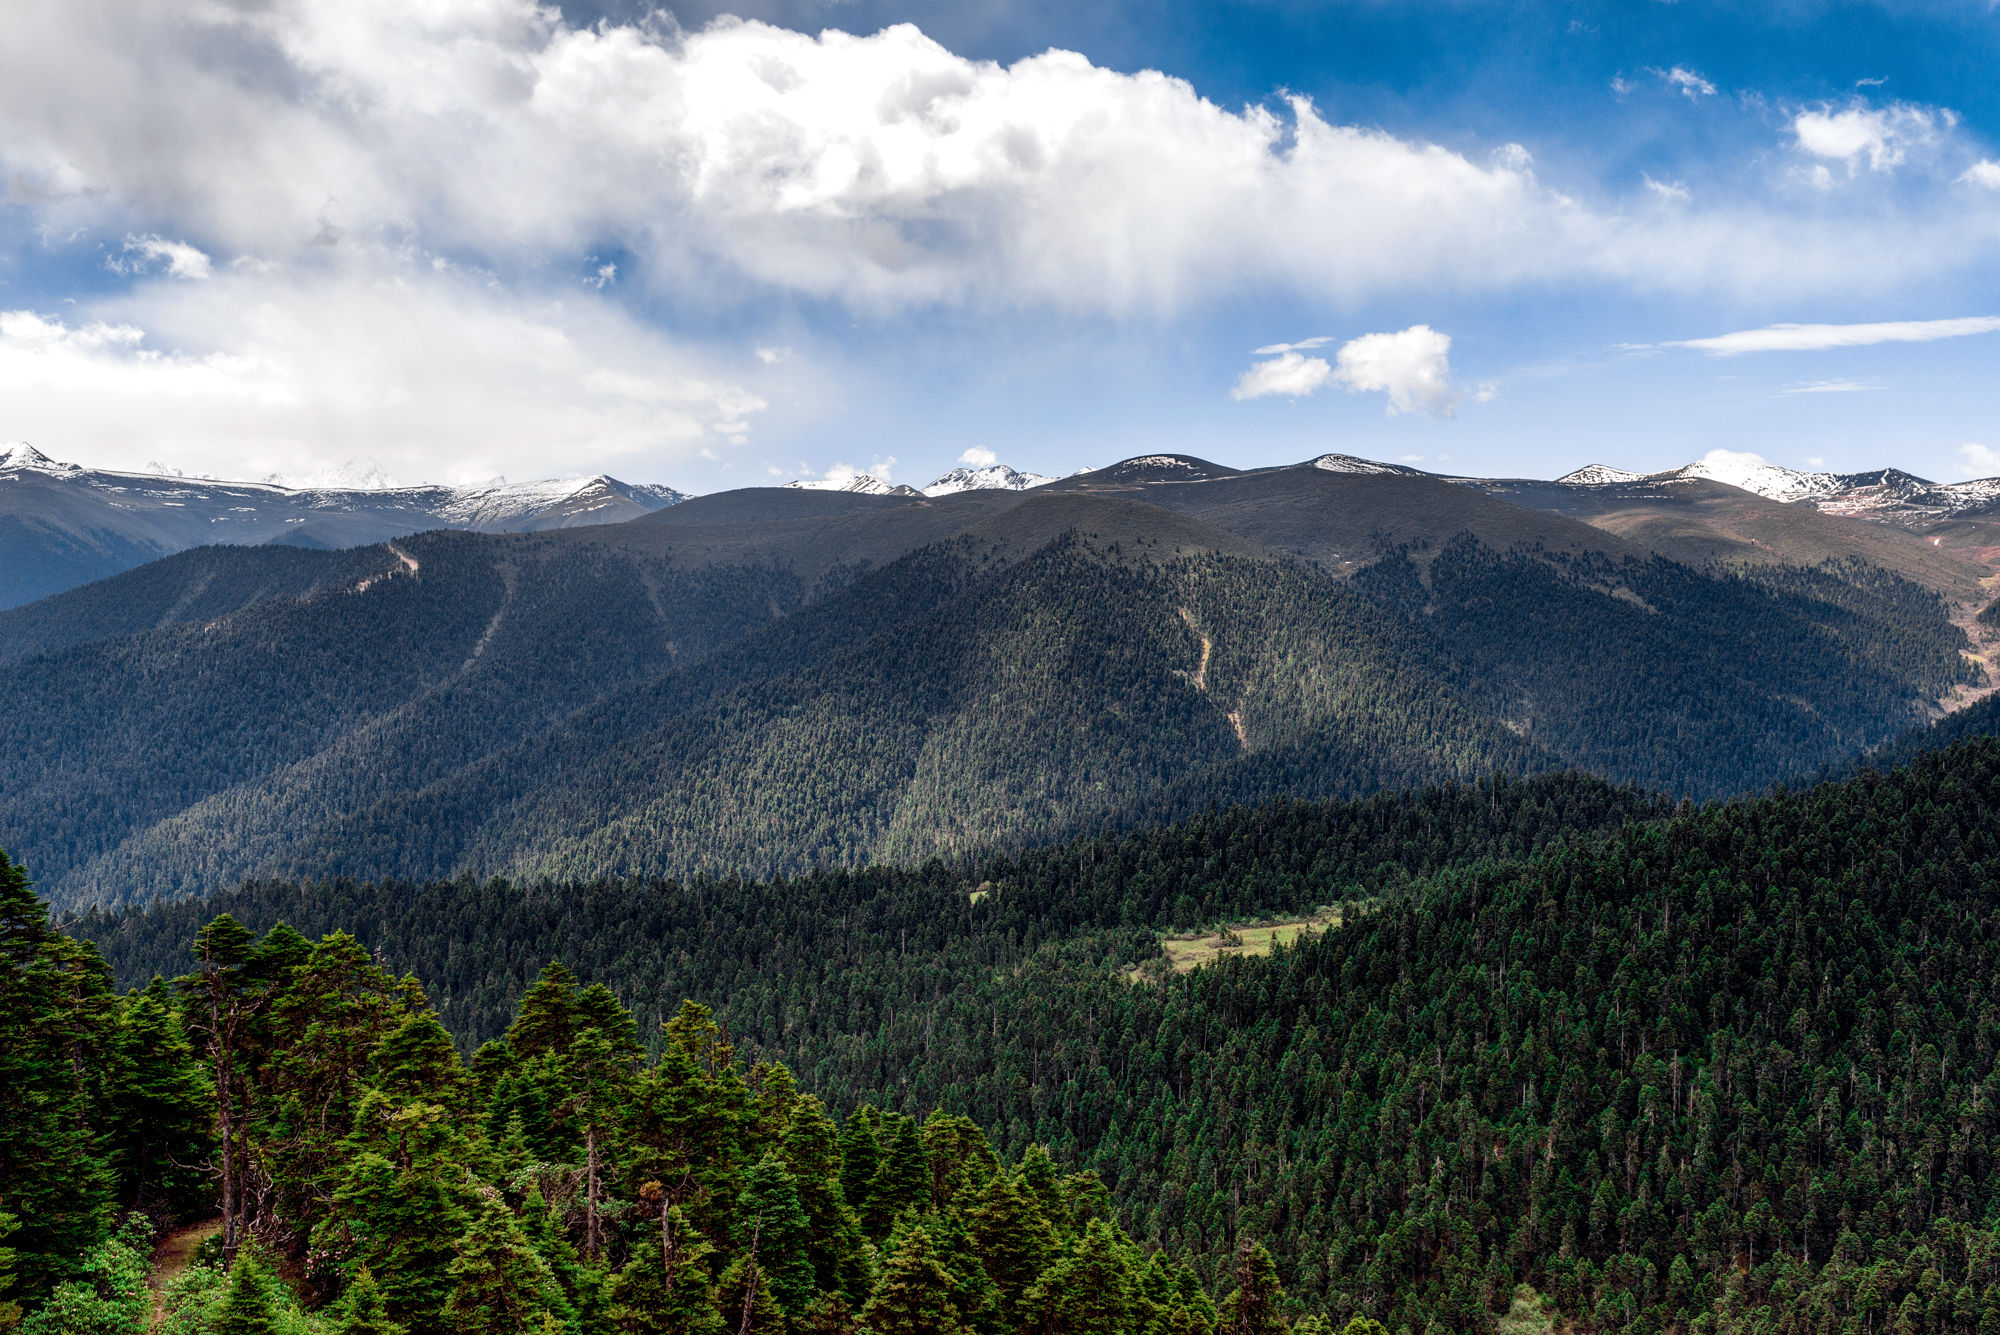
{"left": 334, "top": 1268, "right": 407, "bottom": 1335}
{"left": 1019, "top": 1219, "right": 1144, "bottom": 1335}
{"left": 860, "top": 1227, "right": 962, "bottom": 1335}
{"left": 443, "top": 1199, "right": 560, "bottom": 1335}
{"left": 607, "top": 1206, "right": 722, "bottom": 1335}
{"left": 1216, "top": 1242, "right": 1286, "bottom": 1335}
{"left": 212, "top": 1253, "right": 278, "bottom": 1335}
{"left": 736, "top": 1154, "right": 815, "bottom": 1320}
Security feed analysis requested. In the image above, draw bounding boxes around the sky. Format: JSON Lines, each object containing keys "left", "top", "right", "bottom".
{"left": 1, "top": 0, "right": 1997, "bottom": 493}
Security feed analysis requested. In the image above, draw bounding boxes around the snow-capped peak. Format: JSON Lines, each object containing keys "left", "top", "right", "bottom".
{"left": 1672, "top": 451, "right": 1843, "bottom": 503}
{"left": 1555, "top": 464, "right": 1643, "bottom": 486}
{"left": 922, "top": 463, "right": 1055, "bottom": 497}
{"left": 1309, "top": 453, "right": 1408, "bottom": 475}
{"left": 0, "top": 442, "right": 79, "bottom": 475}
{"left": 784, "top": 474, "right": 920, "bottom": 497}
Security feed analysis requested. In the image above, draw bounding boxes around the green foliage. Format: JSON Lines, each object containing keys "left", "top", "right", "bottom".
{"left": 19, "top": 1221, "right": 150, "bottom": 1335}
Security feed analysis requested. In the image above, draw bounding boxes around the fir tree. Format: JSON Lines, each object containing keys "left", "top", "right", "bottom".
{"left": 860, "top": 1227, "right": 962, "bottom": 1335}
{"left": 1019, "top": 1219, "right": 1143, "bottom": 1335}
{"left": 607, "top": 1207, "right": 723, "bottom": 1335}
{"left": 335, "top": 1269, "right": 408, "bottom": 1335}
{"left": 1216, "top": 1243, "right": 1285, "bottom": 1335}
{"left": 736, "top": 1153, "right": 815, "bottom": 1319}
{"left": 212, "top": 1253, "right": 278, "bottom": 1335}
{"left": 443, "top": 1199, "right": 560, "bottom": 1335}
{"left": 867, "top": 1114, "right": 927, "bottom": 1238}
{"left": 836, "top": 1110, "right": 879, "bottom": 1215}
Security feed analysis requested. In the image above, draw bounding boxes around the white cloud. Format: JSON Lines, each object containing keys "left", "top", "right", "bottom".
{"left": 958, "top": 446, "right": 997, "bottom": 465}
{"left": 1792, "top": 103, "right": 1939, "bottom": 174}
{"left": 1659, "top": 67, "right": 1716, "bottom": 100}
{"left": 1251, "top": 336, "right": 1336, "bottom": 355}
{"left": 820, "top": 457, "right": 897, "bottom": 485}
{"left": 1806, "top": 456, "right": 1825, "bottom": 465}
{"left": 1661, "top": 315, "right": 2000, "bottom": 354}
{"left": 2, "top": 0, "right": 1988, "bottom": 323}
{"left": 1958, "top": 160, "right": 2000, "bottom": 189}
{"left": 108, "top": 234, "right": 212, "bottom": 279}
{"left": 1961, "top": 443, "right": 2000, "bottom": 477}
{"left": 1780, "top": 378, "right": 1881, "bottom": 394}
{"left": 1234, "top": 324, "right": 1458, "bottom": 417}
{"left": 1329, "top": 325, "right": 1458, "bottom": 418}
{"left": 0, "top": 256, "right": 765, "bottom": 484}
{"left": 1231, "top": 350, "right": 1334, "bottom": 400}
{"left": 754, "top": 346, "right": 791, "bottom": 364}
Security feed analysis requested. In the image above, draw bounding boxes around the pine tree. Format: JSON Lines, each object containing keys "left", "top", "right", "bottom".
{"left": 867, "top": 1114, "right": 927, "bottom": 1238}
{"left": 443, "top": 1199, "right": 560, "bottom": 1335}
{"left": 1019, "top": 1219, "right": 1143, "bottom": 1335}
{"left": 108, "top": 979, "right": 212, "bottom": 1218}
{"left": 185, "top": 915, "right": 264, "bottom": 1261}
{"left": 508, "top": 964, "right": 580, "bottom": 1060}
{"left": 212, "top": 1253, "right": 278, "bottom": 1335}
{"left": 607, "top": 1206, "right": 723, "bottom": 1335}
{"left": 780, "top": 1097, "right": 869, "bottom": 1303}
{"left": 1017, "top": 1146, "right": 1069, "bottom": 1240}
{"left": 1216, "top": 1242, "right": 1286, "bottom": 1335}
{"left": 836, "top": 1110, "right": 880, "bottom": 1215}
{"left": 0, "top": 850, "right": 117, "bottom": 1297}
{"left": 860, "top": 1227, "right": 962, "bottom": 1335}
{"left": 371, "top": 1012, "right": 469, "bottom": 1108}
{"left": 737, "top": 1153, "right": 816, "bottom": 1318}
{"left": 335, "top": 1268, "right": 408, "bottom": 1335}
{"left": 969, "top": 1170, "right": 1054, "bottom": 1331}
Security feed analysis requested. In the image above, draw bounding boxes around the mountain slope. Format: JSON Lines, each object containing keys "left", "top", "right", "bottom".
{"left": 76, "top": 737, "right": 2000, "bottom": 1335}
{"left": 0, "top": 458, "right": 1981, "bottom": 907}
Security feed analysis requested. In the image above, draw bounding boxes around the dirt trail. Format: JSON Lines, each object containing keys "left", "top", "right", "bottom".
{"left": 1938, "top": 597, "right": 2000, "bottom": 716}
{"left": 148, "top": 1220, "right": 221, "bottom": 1327}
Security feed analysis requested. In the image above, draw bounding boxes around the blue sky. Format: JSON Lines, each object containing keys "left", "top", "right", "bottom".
{"left": 0, "top": 0, "right": 1996, "bottom": 491}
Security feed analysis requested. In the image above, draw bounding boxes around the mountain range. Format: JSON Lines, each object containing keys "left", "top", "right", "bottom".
{"left": 0, "top": 443, "right": 689, "bottom": 609}
{"left": 3, "top": 446, "right": 1993, "bottom": 910}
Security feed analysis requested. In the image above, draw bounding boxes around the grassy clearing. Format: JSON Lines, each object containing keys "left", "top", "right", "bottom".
{"left": 1495, "top": 1284, "right": 1559, "bottom": 1335}
{"left": 1124, "top": 907, "right": 1348, "bottom": 981}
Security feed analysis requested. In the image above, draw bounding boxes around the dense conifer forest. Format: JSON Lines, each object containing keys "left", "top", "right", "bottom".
{"left": 0, "top": 503, "right": 1973, "bottom": 909}
{"left": 28, "top": 739, "right": 2000, "bottom": 1333}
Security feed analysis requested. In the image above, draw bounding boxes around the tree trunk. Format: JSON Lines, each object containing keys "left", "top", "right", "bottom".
{"left": 585, "top": 1122, "right": 602, "bottom": 1262}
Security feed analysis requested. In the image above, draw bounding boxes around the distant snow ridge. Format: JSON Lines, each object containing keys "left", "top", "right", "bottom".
{"left": 1309, "top": 453, "right": 1414, "bottom": 476}
{"left": 1555, "top": 464, "right": 1644, "bottom": 486}
{"left": 784, "top": 475, "right": 921, "bottom": 496}
{"left": 921, "top": 463, "right": 1055, "bottom": 496}
{"left": 1673, "top": 454, "right": 1845, "bottom": 504}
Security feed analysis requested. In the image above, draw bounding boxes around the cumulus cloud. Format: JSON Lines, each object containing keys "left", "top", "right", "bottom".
{"left": 1329, "top": 325, "right": 1458, "bottom": 417}
{"left": 1235, "top": 324, "right": 1458, "bottom": 417}
{"left": 1792, "top": 103, "right": 1941, "bottom": 174}
{"left": 958, "top": 446, "right": 998, "bottom": 465}
{"left": 1959, "top": 160, "right": 2000, "bottom": 189}
{"left": 1, "top": 0, "right": 1989, "bottom": 321}
{"left": 1659, "top": 315, "right": 2000, "bottom": 354}
{"left": 0, "top": 257, "right": 765, "bottom": 484}
{"left": 1231, "top": 351, "right": 1335, "bottom": 400}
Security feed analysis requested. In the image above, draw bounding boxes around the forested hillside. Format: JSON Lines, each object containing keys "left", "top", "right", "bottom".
{"left": 74, "top": 738, "right": 2000, "bottom": 1332}
{"left": 7, "top": 853, "right": 1321, "bottom": 1335}
{"left": 74, "top": 739, "right": 2000, "bottom": 1335}
{"left": 0, "top": 467, "right": 1980, "bottom": 907}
